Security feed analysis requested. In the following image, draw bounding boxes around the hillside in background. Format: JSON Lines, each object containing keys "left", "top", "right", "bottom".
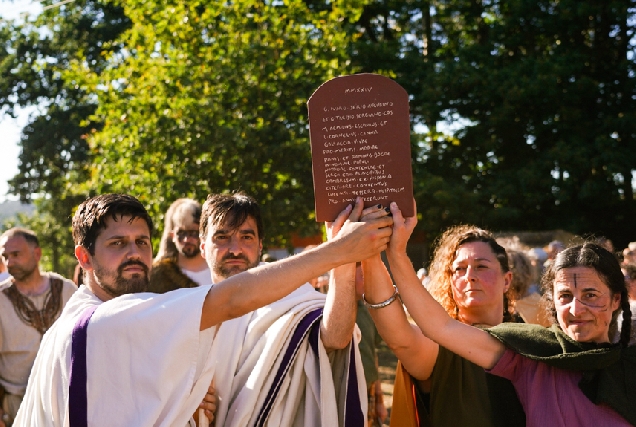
{"left": 0, "top": 200, "right": 34, "bottom": 224}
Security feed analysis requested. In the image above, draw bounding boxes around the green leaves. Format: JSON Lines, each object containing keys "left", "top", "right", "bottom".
{"left": 349, "top": 0, "right": 636, "bottom": 245}
{"left": 77, "top": 0, "right": 366, "bottom": 247}
{"left": 3, "top": 0, "right": 636, "bottom": 259}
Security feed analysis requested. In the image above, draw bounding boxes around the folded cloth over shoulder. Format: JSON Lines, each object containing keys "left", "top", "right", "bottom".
{"left": 487, "top": 323, "right": 636, "bottom": 426}
{"left": 213, "top": 284, "right": 367, "bottom": 427}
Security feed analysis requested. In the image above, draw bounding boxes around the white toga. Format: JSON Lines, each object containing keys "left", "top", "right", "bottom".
{"left": 14, "top": 285, "right": 217, "bottom": 427}
{"left": 15, "top": 283, "right": 366, "bottom": 427}
{"left": 213, "top": 284, "right": 367, "bottom": 427}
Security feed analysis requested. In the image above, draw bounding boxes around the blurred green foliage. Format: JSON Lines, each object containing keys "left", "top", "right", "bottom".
{"left": 2, "top": 0, "right": 636, "bottom": 272}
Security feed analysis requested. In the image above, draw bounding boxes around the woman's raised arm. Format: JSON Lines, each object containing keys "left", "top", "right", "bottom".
{"left": 386, "top": 201, "right": 506, "bottom": 370}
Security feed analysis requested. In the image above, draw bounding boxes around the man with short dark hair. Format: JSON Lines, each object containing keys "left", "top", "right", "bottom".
{"left": 149, "top": 198, "right": 210, "bottom": 293}
{"left": 199, "top": 192, "right": 376, "bottom": 426}
{"left": 0, "top": 228, "right": 76, "bottom": 427}
{"left": 199, "top": 192, "right": 264, "bottom": 284}
{"left": 15, "top": 193, "right": 392, "bottom": 426}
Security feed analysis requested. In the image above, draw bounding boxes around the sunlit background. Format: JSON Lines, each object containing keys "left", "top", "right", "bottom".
{"left": 0, "top": 0, "right": 43, "bottom": 201}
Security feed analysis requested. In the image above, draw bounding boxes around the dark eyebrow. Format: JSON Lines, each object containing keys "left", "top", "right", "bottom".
{"left": 214, "top": 228, "right": 256, "bottom": 236}
{"left": 106, "top": 234, "right": 151, "bottom": 241}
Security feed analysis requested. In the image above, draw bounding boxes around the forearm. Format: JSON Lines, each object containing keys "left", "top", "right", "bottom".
{"left": 387, "top": 251, "right": 505, "bottom": 369}
{"left": 386, "top": 251, "right": 454, "bottom": 338}
{"left": 363, "top": 255, "right": 416, "bottom": 349}
{"left": 201, "top": 242, "right": 346, "bottom": 329}
{"left": 200, "top": 205, "right": 392, "bottom": 330}
{"left": 362, "top": 255, "right": 441, "bottom": 378}
{"left": 374, "top": 354, "right": 383, "bottom": 400}
{"left": 374, "top": 378, "right": 383, "bottom": 401}
{"left": 320, "top": 263, "right": 357, "bottom": 351}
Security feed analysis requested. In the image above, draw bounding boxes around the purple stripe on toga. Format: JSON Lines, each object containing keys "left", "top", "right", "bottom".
{"left": 69, "top": 305, "right": 98, "bottom": 427}
{"left": 255, "top": 308, "right": 323, "bottom": 427}
{"left": 344, "top": 342, "right": 364, "bottom": 427}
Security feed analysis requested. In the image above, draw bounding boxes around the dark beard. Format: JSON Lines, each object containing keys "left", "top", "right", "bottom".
{"left": 8, "top": 264, "right": 38, "bottom": 282}
{"left": 181, "top": 244, "right": 201, "bottom": 259}
{"left": 213, "top": 254, "right": 260, "bottom": 279}
{"left": 95, "top": 260, "right": 149, "bottom": 298}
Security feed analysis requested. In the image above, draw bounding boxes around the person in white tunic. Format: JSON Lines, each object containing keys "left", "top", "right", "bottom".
{"left": 0, "top": 228, "right": 77, "bottom": 427}
{"left": 14, "top": 193, "right": 393, "bottom": 427}
{"left": 198, "top": 192, "right": 376, "bottom": 427}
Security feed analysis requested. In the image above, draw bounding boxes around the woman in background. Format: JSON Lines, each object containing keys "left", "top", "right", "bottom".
{"left": 507, "top": 249, "right": 550, "bottom": 326}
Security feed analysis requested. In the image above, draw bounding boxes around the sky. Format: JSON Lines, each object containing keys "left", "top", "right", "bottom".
{"left": 0, "top": 0, "right": 43, "bottom": 202}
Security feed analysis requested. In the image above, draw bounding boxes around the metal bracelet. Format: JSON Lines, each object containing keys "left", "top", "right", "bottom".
{"left": 362, "top": 287, "right": 399, "bottom": 309}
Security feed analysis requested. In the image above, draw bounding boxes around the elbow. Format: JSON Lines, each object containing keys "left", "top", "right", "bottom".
{"left": 386, "top": 341, "right": 410, "bottom": 355}
{"left": 329, "top": 336, "right": 352, "bottom": 351}
{"left": 213, "top": 290, "right": 250, "bottom": 323}
{"left": 223, "top": 298, "right": 249, "bottom": 322}
{"left": 381, "top": 328, "right": 415, "bottom": 354}
{"left": 385, "top": 340, "right": 429, "bottom": 368}
{"left": 320, "top": 326, "right": 352, "bottom": 352}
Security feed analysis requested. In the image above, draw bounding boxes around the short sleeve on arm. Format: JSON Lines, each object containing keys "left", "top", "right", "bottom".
{"left": 487, "top": 348, "right": 522, "bottom": 382}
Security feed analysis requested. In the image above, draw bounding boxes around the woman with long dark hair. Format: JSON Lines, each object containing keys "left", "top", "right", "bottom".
{"left": 380, "top": 202, "right": 634, "bottom": 427}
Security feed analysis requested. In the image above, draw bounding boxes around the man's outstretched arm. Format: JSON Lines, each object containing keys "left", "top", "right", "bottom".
{"left": 199, "top": 199, "right": 393, "bottom": 330}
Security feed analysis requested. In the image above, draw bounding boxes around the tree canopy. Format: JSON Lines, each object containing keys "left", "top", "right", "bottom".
{"left": 2, "top": 0, "right": 636, "bottom": 269}
{"left": 71, "top": 0, "right": 365, "bottom": 248}
{"left": 349, "top": 0, "right": 636, "bottom": 246}
{"left": 0, "top": 0, "right": 130, "bottom": 274}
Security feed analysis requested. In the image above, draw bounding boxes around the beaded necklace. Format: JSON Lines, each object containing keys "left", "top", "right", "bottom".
{"left": 3, "top": 277, "right": 63, "bottom": 335}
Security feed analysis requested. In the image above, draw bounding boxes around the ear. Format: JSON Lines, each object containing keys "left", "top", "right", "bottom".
{"left": 502, "top": 270, "right": 513, "bottom": 293}
{"left": 33, "top": 246, "right": 42, "bottom": 263}
{"left": 258, "top": 239, "right": 263, "bottom": 256}
{"left": 75, "top": 246, "right": 93, "bottom": 271}
{"left": 611, "top": 292, "right": 622, "bottom": 312}
{"left": 200, "top": 240, "right": 207, "bottom": 257}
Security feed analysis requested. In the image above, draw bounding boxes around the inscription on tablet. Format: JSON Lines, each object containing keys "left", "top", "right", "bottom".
{"left": 308, "top": 74, "right": 413, "bottom": 221}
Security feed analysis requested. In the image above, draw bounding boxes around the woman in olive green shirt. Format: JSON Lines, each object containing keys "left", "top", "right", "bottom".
{"left": 360, "top": 204, "right": 523, "bottom": 427}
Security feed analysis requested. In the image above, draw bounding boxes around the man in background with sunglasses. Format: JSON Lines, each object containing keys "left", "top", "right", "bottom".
{"left": 149, "top": 198, "right": 211, "bottom": 293}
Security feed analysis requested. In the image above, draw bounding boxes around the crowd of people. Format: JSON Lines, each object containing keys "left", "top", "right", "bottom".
{"left": 0, "top": 191, "right": 635, "bottom": 427}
